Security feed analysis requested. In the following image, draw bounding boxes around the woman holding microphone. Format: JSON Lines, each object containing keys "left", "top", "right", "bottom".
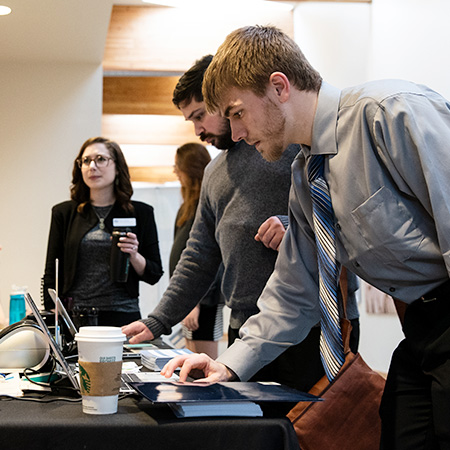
{"left": 42, "top": 137, "right": 163, "bottom": 326}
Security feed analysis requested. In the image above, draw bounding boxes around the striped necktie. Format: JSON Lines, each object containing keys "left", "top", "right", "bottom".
{"left": 308, "top": 154, "right": 345, "bottom": 381}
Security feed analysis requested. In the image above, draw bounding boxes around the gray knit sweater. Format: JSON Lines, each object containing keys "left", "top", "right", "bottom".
{"left": 143, "top": 141, "right": 300, "bottom": 337}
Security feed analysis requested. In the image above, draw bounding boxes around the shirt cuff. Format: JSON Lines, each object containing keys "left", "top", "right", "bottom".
{"left": 216, "top": 338, "right": 267, "bottom": 382}
{"left": 276, "top": 215, "right": 289, "bottom": 229}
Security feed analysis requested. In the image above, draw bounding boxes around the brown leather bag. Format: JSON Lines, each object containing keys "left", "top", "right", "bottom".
{"left": 287, "top": 268, "right": 386, "bottom": 450}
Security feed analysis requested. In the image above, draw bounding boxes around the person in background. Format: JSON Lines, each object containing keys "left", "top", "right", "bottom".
{"left": 123, "top": 55, "right": 360, "bottom": 392}
{"left": 170, "top": 142, "right": 224, "bottom": 358}
{"left": 42, "top": 137, "right": 163, "bottom": 326}
{"left": 162, "top": 26, "right": 450, "bottom": 449}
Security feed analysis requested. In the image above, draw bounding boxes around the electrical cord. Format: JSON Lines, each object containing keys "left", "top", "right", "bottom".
{"left": 1, "top": 354, "right": 79, "bottom": 401}
{"left": 0, "top": 392, "right": 135, "bottom": 403}
{"left": 22, "top": 358, "right": 57, "bottom": 389}
{"left": 0, "top": 393, "right": 82, "bottom": 403}
{"left": 1, "top": 354, "right": 136, "bottom": 404}
{"left": 23, "top": 354, "right": 78, "bottom": 394}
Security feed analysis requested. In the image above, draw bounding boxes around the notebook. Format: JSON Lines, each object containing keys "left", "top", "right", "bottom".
{"left": 132, "top": 381, "right": 322, "bottom": 403}
{"left": 130, "top": 380, "right": 321, "bottom": 404}
{"left": 140, "top": 348, "right": 193, "bottom": 371}
{"left": 130, "top": 380, "right": 321, "bottom": 418}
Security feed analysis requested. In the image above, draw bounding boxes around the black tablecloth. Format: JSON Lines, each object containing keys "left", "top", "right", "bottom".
{"left": 0, "top": 394, "right": 300, "bottom": 450}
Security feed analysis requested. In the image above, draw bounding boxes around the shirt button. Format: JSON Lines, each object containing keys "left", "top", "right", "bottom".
{"left": 336, "top": 223, "right": 341, "bottom": 230}
{"left": 389, "top": 287, "right": 396, "bottom": 293}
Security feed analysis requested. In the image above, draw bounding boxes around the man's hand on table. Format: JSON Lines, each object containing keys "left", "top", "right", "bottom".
{"left": 161, "top": 353, "right": 236, "bottom": 383}
{"left": 122, "top": 321, "right": 154, "bottom": 344}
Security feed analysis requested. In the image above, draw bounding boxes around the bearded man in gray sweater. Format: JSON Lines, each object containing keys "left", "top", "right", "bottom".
{"left": 123, "top": 55, "right": 359, "bottom": 391}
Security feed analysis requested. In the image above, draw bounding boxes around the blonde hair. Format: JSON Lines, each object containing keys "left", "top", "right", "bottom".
{"left": 203, "top": 25, "right": 322, "bottom": 113}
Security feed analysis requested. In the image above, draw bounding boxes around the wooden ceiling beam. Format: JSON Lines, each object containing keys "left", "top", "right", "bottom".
{"left": 102, "top": 114, "right": 198, "bottom": 146}
{"left": 129, "top": 166, "right": 178, "bottom": 184}
{"left": 103, "top": 76, "right": 181, "bottom": 115}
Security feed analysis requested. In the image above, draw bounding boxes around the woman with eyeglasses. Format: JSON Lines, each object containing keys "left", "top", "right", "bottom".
{"left": 168, "top": 143, "right": 224, "bottom": 358}
{"left": 42, "top": 137, "right": 163, "bottom": 327}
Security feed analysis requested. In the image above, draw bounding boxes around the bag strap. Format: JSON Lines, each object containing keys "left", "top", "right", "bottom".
{"left": 339, "top": 266, "right": 352, "bottom": 355}
{"left": 392, "top": 297, "right": 407, "bottom": 327}
{"left": 340, "top": 266, "right": 348, "bottom": 317}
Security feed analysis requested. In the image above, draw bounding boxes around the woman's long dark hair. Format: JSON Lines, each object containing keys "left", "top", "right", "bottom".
{"left": 176, "top": 143, "right": 211, "bottom": 227}
{"left": 70, "top": 137, "right": 134, "bottom": 214}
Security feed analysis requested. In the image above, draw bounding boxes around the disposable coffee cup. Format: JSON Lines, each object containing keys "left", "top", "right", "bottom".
{"left": 75, "top": 326, "right": 126, "bottom": 415}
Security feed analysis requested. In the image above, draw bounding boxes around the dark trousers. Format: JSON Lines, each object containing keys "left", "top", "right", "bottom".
{"left": 97, "top": 310, "right": 141, "bottom": 327}
{"left": 380, "top": 290, "right": 450, "bottom": 450}
{"left": 228, "top": 318, "right": 360, "bottom": 393}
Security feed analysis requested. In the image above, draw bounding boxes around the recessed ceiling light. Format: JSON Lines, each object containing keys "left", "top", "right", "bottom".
{"left": 0, "top": 5, "right": 11, "bottom": 15}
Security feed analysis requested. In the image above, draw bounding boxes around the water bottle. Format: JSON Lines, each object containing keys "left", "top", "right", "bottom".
{"left": 110, "top": 229, "right": 130, "bottom": 283}
{"left": 9, "top": 285, "right": 27, "bottom": 324}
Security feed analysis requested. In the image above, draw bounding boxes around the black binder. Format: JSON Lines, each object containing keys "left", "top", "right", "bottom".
{"left": 130, "top": 380, "right": 321, "bottom": 404}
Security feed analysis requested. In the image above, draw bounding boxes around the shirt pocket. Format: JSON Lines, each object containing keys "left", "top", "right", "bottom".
{"left": 350, "top": 186, "right": 423, "bottom": 264}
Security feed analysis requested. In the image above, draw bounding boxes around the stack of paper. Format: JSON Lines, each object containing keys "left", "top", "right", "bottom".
{"left": 1, "top": 372, "right": 23, "bottom": 396}
{"left": 169, "top": 401, "right": 263, "bottom": 418}
{"left": 140, "top": 348, "right": 193, "bottom": 371}
{"left": 123, "top": 371, "right": 179, "bottom": 383}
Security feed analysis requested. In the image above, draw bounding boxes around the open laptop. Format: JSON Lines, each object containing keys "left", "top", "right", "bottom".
{"left": 46, "top": 290, "right": 136, "bottom": 394}
{"left": 24, "top": 293, "right": 80, "bottom": 393}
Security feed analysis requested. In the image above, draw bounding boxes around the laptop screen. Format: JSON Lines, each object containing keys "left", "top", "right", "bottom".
{"left": 47, "top": 288, "right": 78, "bottom": 339}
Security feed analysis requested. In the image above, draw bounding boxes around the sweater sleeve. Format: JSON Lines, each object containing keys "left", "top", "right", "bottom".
{"left": 141, "top": 180, "right": 222, "bottom": 338}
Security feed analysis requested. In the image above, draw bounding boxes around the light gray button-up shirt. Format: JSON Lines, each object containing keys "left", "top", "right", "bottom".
{"left": 218, "top": 80, "right": 450, "bottom": 381}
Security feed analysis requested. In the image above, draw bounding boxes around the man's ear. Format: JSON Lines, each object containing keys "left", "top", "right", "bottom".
{"left": 269, "top": 72, "right": 290, "bottom": 103}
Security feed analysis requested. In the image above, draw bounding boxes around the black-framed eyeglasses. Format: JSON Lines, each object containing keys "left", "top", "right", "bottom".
{"left": 77, "top": 155, "right": 115, "bottom": 169}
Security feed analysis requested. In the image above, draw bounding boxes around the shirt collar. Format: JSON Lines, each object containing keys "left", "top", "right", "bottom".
{"left": 301, "top": 81, "right": 341, "bottom": 159}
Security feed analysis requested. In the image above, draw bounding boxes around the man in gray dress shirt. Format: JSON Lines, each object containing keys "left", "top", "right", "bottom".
{"left": 123, "top": 55, "right": 361, "bottom": 393}
{"left": 162, "top": 26, "right": 450, "bottom": 449}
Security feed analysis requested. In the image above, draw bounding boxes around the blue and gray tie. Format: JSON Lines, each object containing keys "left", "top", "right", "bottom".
{"left": 308, "top": 154, "right": 345, "bottom": 381}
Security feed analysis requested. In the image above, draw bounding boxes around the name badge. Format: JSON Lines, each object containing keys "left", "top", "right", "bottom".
{"left": 113, "top": 218, "right": 137, "bottom": 227}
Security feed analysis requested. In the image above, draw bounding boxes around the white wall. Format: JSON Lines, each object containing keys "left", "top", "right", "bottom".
{"left": 293, "top": 0, "right": 450, "bottom": 373}
{"left": 0, "top": 0, "right": 112, "bottom": 327}
{"left": 0, "top": 62, "right": 104, "bottom": 326}
{"left": 294, "top": 2, "right": 371, "bottom": 88}
{"left": 370, "top": 0, "right": 450, "bottom": 99}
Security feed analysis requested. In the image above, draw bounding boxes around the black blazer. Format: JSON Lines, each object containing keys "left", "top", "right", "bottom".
{"left": 42, "top": 200, "right": 163, "bottom": 310}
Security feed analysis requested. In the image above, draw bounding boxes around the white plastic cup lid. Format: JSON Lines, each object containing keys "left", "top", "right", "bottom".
{"left": 75, "top": 326, "right": 126, "bottom": 342}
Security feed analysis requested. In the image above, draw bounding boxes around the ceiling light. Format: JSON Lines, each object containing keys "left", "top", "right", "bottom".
{"left": 0, "top": 5, "right": 11, "bottom": 15}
